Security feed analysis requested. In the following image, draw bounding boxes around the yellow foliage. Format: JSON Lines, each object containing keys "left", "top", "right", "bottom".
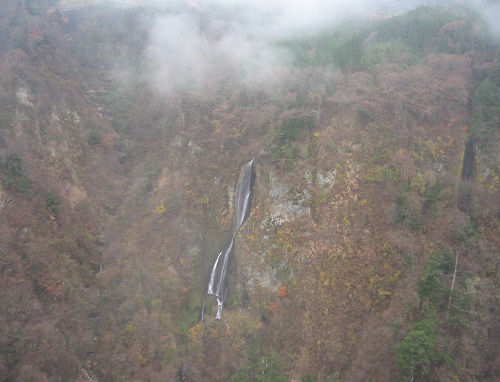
{"left": 151, "top": 298, "right": 162, "bottom": 312}
{"left": 389, "top": 270, "right": 401, "bottom": 283}
{"left": 410, "top": 172, "right": 426, "bottom": 195}
{"left": 200, "top": 194, "right": 209, "bottom": 205}
{"left": 138, "top": 354, "right": 149, "bottom": 367}
{"left": 154, "top": 204, "right": 167, "bottom": 215}
{"left": 187, "top": 322, "right": 205, "bottom": 360}
{"left": 226, "top": 311, "right": 262, "bottom": 337}
{"left": 188, "top": 322, "right": 204, "bottom": 343}
{"left": 160, "top": 313, "right": 174, "bottom": 330}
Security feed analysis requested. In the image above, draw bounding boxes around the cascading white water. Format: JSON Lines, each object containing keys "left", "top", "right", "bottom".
{"left": 215, "top": 237, "right": 234, "bottom": 298}
{"left": 205, "top": 158, "right": 255, "bottom": 319}
{"left": 233, "top": 158, "right": 254, "bottom": 233}
{"left": 207, "top": 251, "right": 222, "bottom": 295}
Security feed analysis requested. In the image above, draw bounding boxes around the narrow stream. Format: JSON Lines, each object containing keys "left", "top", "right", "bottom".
{"left": 204, "top": 158, "right": 255, "bottom": 319}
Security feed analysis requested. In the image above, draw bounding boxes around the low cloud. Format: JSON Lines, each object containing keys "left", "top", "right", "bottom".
{"left": 140, "top": 0, "right": 498, "bottom": 97}
{"left": 469, "top": 0, "right": 500, "bottom": 38}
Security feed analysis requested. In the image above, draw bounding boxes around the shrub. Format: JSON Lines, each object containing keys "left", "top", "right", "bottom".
{"left": 274, "top": 118, "right": 303, "bottom": 145}
{"left": 471, "top": 77, "right": 499, "bottom": 145}
{"left": 0, "top": 152, "right": 31, "bottom": 193}
{"left": 45, "top": 190, "right": 61, "bottom": 215}
{"left": 417, "top": 250, "right": 453, "bottom": 305}
{"left": 229, "top": 352, "right": 288, "bottom": 382}
{"left": 325, "top": 375, "right": 342, "bottom": 382}
{"left": 395, "top": 193, "right": 423, "bottom": 231}
{"left": 87, "top": 130, "right": 102, "bottom": 146}
{"left": 357, "top": 108, "right": 374, "bottom": 124}
{"left": 423, "top": 180, "right": 444, "bottom": 206}
{"left": 270, "top": 118, "right": 310, "bottom": 170}
{"left": 451, "top": 220, "right": 479, "bottom": 247}
{"left": 0, "top": 111, "right": 12, "bottom": 129}
{"left": 301, "top": 375, "right": 318, "bottom": 382}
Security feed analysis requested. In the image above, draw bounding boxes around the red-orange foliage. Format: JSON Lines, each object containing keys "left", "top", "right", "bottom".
{"left": 44, "top": 282, "right": 64, "bottom": 301}
{"left": 277, "top": 285, "right": 288, "bottom": 298}
{"left": 268, "top": 301, "right": 279, "bottom": 313}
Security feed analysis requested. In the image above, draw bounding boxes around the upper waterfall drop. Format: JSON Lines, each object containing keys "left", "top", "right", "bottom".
{"left": 233, "top": 158, "right": 255, "bottom": 234}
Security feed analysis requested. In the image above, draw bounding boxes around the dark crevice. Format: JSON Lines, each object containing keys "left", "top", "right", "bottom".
{"left": 459, "top": 139, "right": 476, "bottom": 215}
{"left": 461, "top": 139, "right": 476, "bottom": 181}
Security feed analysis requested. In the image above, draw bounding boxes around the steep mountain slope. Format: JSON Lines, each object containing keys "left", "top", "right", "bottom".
{"left": 0, "top": 2, "right": 498, "bottom": 382}
{"left": 0, "top": 2, "right": 128, "bottom": 380}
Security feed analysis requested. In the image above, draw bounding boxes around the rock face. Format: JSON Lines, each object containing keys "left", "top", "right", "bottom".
{"left": 0, "top": 3, "right": 498, "bottom": 382}
{"left": 266, "top": 168, "right": 311, "bottom": 226}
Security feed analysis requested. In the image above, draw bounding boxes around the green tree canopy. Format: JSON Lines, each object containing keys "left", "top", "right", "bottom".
{"left": 396, "top": 313, "right": 438, "bottom": 380}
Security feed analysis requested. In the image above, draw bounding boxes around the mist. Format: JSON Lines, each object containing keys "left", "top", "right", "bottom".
{"left": 137, "top": 0, "right": 499, "bottom": 97}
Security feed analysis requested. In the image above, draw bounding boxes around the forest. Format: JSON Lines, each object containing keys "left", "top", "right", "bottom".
{"left": 0, "top": 0, "right": 498, "bottom": 381}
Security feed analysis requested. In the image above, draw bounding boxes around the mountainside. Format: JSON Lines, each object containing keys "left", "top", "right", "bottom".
{"left": 0, "top": 2, "right": 498, "bottom": 382}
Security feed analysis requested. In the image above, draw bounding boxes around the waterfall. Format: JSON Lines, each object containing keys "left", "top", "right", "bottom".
{"left": 205, "top": 158, "right": 255, "bottom": 319}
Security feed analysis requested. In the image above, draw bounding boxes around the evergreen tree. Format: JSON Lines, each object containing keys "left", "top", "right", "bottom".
{"left": 396, "top": 313, "right": 438, "bottom": 381}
